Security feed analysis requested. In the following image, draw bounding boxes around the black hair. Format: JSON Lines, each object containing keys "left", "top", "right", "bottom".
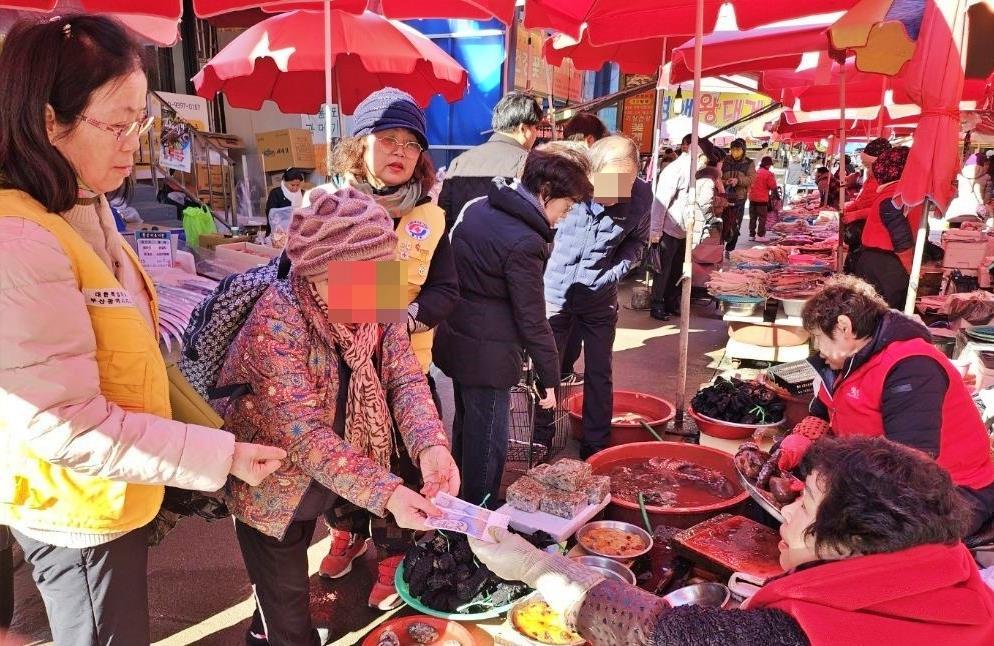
{"left": 760, "top": 156, "right": 774, "bottom": 168}
{"left": 283, "top": 168, "right": 306, "bottom": 182}
{"left": 0, "top": 15, "right": 150, "bottom": 214}
{"left": 563, "top": 112, "right": 608, "bottom": 142}
{"left": 816, "top": 166, "right": 830, "bottom": 175}
{"left": 681, "top": 133, "right": 693, "bottom": 146}
{"left": 801, "top": 436, "right": 970, "bottom": 556}
{"left": 522, "top": 146, "right": 593, "bottom": 204}
{"left": 492, "top": 92, "right": 544, "bottom": 133}
{"left": 730, "top": 138, "right": 746, "bottom": 150}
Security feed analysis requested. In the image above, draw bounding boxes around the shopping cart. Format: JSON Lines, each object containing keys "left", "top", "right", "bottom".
{"left": 506, "top": 356, "right": 584, "bottom": 470}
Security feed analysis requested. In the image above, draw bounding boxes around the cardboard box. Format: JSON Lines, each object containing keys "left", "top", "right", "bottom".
{"left": 255, "top": 128, "right": 316, "bottom": 172}
{"left": 215, "top": 242, "right": 281, "bottom": 273}
{"left": 197, "top": 233, "right": 252, "bottom": 250}
{"left": 942, "top": 240, "right": 988, "bottom": 269}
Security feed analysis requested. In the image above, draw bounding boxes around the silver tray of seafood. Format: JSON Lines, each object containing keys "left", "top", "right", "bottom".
{"left": 733, "top": 442, "right": 804, "bottom": 524}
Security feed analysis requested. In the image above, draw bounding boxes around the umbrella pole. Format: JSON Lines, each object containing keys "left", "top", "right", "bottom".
{"left": 675, "top": 0, "right": 704, "bottom": 428}
{"left": 324, "top": 0, "right": 333, "bottom": 182}
{"left": 904, "top": 201, "right": 932, "bottom": 315}
{"left": 646, "top": 38, "right": 669, "bottom": 183}
{"left": 546, "top": 65, "right": 557, "bottom": 138}
{"left": 837, "top": 68, "right": 847, "bottom": 271}
{"left": 876, "top": 77, "right": 887, "bottom": 136}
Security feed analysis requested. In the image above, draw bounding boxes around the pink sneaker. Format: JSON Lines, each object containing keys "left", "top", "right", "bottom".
{"left": 318, "top": 529, "right": 369, "bottom": 579}
{"left": 368, "top": 555, "right": 405, "bottom": 610}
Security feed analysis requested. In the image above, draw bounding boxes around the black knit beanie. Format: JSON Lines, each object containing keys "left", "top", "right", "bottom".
{"left": 350, "top": 87, "right": 428, "bottom": 149}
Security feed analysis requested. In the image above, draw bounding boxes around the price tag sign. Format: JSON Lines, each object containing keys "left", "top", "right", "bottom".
{"left": 135, "top": 230, "right": 173, "bottom": 269}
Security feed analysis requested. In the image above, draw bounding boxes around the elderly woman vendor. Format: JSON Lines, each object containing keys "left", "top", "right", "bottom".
{"left": 470, "top": 437, "right": 994, "bottom": 646}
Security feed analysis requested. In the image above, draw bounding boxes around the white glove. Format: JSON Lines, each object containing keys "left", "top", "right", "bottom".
{"left": 470, "top": 528, "right": 605, "bottom": 619}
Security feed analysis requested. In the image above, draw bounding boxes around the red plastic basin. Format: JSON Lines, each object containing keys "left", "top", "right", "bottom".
{"left": 687, "top": 406, "right": 785, "bottom": 441}
{"left": 567, "top": 391, "right": 676, "bottom": 446}
{"left": 587, "top": 442, "right": 749, "bottom": 529}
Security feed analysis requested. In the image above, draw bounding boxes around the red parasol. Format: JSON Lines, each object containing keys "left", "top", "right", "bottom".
{"left": 543, "top": 32, "right": 676, "bottom": 74}
{"left": 523, "top": 0, "right": 860, "bottom": 45}
{"left": 889, "top": 0, "right": 966, "bottom": 214}
{"left": 669, "top": 22, "right": 833, "bottom": 84}
{"left": 192, "top": 9, "right": 467, "bottom": 114}
{"left": 193, "top": 0, "right": 366, "bottom": 18}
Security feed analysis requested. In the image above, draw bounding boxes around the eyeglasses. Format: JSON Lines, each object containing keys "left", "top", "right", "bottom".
{"left": 374, "top": 135, "right": 424, "bottom": 159}
{"left": 80, "top": 114, "right": 155, "bottom": 141}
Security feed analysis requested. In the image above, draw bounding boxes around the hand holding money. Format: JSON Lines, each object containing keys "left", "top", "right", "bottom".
{"left": 385, "top": 485, "right": 442, "bottom": 532}
{"left": 425, "top": 492, "right": 510, "bottom": 542}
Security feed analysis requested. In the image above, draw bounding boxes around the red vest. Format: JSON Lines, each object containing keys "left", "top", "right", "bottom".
{"left": 861, "top": 181, "right": 924, "bottom": 251}
{"left": 748, "top": 543, "right": 994, "bottom": 646}
{"left": 817, "top": 338, "right": 994, "bottom": 489}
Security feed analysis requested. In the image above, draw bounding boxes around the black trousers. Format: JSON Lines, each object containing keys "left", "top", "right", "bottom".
{"left": 724, "top": 200, "right": 746, "bottom": 252}
{"left": 235, "top": 519, "right": 322, "bottom": 646}
{"left": 649, "top": 233, "right": 686, "bottom": 313}
{"left": 13, "top": 526, "right": 150, "bottom": 646}
{"left": 536, "top": 303, "right": 618, "bottom": 454}
{"left": 851, "top": 247, "right": 909, "bottom": 309}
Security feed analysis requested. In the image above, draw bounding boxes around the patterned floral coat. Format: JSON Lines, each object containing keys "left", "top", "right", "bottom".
{"left": 217, "top": 275, "right": 449, "bottom": 539}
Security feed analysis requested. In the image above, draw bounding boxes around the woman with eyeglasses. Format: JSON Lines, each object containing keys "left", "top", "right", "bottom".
{"left": 307, "top": 88, "right": 461, "bottom": 614}
{"left": 0, "top": 16, "right": 286, "bottom": 645}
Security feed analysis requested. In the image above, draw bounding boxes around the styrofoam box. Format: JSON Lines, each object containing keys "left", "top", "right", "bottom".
{"left": 215, "top": 242, "right": 281, "bottom": 273}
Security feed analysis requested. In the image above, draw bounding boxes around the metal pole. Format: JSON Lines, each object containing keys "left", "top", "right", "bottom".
{"left": 647, "top": 38, "right": 669, "bottom": 183}
{"left": 876, "top": 76, "right": 887, "bottom": 136}
{"left": 904, "top": 202, "right": 932, "bottom": 314}
{"left": 546, "top": 65, "right": 557, "bottom": 138}
{"left": 837, "top": 69, "right": 847, "bottom": 271}
{"left": 324, "top": 0, "right": 334, "bottom": 182}
{"left": 675, "top": 0, "right": 704, "bottom": 425}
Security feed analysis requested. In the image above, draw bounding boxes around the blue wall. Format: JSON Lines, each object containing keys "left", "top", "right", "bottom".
{"left": 405, "top": 19, "right": 508, "bottom": 169}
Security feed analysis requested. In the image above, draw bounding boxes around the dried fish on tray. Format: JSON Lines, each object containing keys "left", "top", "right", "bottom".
{"left": 707, "top": 269, "right": 769, "bottom": 298}
{"left": 729, "top": 246, "right": 789, "bottom": 266}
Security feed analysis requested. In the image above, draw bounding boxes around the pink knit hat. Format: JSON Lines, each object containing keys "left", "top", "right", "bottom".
{"left": 286, "top": 187, "right": 397, "bottom": 277}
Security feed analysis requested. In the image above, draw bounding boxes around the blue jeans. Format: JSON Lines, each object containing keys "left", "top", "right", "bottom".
{"left": 451, "top": 381, "right": 511, "bottom": 507}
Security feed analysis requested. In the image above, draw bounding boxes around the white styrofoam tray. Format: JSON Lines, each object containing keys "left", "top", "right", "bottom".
{"left": 496, "top": 495, "right": 612, "bottom": 544}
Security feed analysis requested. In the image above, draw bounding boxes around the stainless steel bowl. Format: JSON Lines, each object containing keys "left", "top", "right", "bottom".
{"left": 570, "top": 555, "right": 637, "bottom": 585}
{"left": 663, "top": 582, "right": 731, "bottom": 608}
{"left": 576, "top": 520, "right": 653, "bottom": 560}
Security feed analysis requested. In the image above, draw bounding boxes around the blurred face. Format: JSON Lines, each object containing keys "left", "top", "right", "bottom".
{"left": 591, "top": 161, "right": 637, "bottom": 207}
{"left": 47, "top": 70, "right": 148, "bottom": 195}
{"left": 810, "top": 315, "right": 867, "bottom": 370}
{"left": 286, "top": 179, "right": 302, "bottom": 193}
{"left": 779, "top": 471, "right": 831, "bottom": 570}
{"left": 860, "top": 151, "right": 876, "bottom": 169}
{"left": 363, "top": 127, "right": 422, "bottom": 188}
{"left": 730, "top": 146, "right": 745, "bottom": 161}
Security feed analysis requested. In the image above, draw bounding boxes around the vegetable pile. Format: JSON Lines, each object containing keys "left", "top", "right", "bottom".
{"left": 691, "top": 377, "right": 785, "bottom": 425}
{"left": 402, "top": 531, "right": 545, "bottom": 613}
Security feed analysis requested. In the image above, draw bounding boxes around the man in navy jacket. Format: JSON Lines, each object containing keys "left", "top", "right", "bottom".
{"left": 538, "top": 135, "right": 651, "bottom": 457}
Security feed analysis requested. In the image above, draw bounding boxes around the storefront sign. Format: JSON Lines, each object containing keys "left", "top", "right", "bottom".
{"left": 620, "top": 74, "right": 658, "bottom": 154}
{"left": 513, "top": 27, "right": 584, "bottom": 103}
{"left": 135, "top": 230, "right": 173, "bottom": 269}
{"left": 301, "top": 104, "right": 342, "bottom": 143}
{"left": 150, "top": 92, "right": 211, "bottom": 132}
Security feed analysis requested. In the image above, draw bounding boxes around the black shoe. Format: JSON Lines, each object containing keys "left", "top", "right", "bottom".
{"left": 650, "top": 308, "right": 671, "bottom": 321}
{"left": 579, "top": 445, "right": 605, "bottom": 460}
